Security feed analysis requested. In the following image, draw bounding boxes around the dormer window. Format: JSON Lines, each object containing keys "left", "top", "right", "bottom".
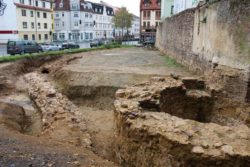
{"left": 157, "top": 0, "right": 161, "bottom": 6}
{"left": 59, "top": 3, "right": 63, "bottom": 8}
{"left": 144, "top": 0, "right": 151, "bottom": 7}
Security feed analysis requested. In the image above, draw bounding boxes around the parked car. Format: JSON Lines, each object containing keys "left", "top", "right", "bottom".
{"left": 143, "top": 38, "right": 155, "bottom": 46}
{"left": 40, "top": 43, "right": 62, "bottom": 52}
{"left": 7, "top": 40, "right": 43, "bottom": 55}
{"left": 61, "top": 42, "right": 80, "bottom": 50}
{"left": 90, "top": 39, "right": 104, "bottom": 48}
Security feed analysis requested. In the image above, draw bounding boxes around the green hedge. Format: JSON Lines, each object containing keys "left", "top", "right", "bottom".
{"left": 0, "top": 44, "right": 133, "bottom": 63}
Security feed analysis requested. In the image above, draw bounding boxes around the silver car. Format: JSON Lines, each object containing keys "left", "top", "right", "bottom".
{"left": 40, "top": 43, "right": 62, "bottom": 52}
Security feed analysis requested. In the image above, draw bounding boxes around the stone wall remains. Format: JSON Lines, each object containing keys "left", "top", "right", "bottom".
{"left": 114, "top": 77, "right": 250, "bottom": 167}
{"left": 155, "top": 0, "right": 250, "bottom": 102}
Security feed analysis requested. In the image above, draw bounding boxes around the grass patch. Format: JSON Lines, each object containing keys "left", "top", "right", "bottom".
{"left": 0, "top": 44, "right": 134, "bottom": 63}
{"left": 164, "top": 56, "right": 183, "bottom": 67}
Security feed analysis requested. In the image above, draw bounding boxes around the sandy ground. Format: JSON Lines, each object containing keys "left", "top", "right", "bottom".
{"left": 0, "top": 47, "right": 193, "bottom": 166}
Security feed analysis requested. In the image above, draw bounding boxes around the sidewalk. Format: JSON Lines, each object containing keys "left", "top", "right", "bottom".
{"left": 0, "top": 44, "right": 7, "bottom": 57}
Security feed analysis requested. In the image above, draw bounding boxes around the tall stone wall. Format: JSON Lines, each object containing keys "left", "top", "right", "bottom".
{"left": 156, "top": 8, "right": 195, "bottom": 67}
{"left": 156, "top": 0, "right": 250, "bottom": 102}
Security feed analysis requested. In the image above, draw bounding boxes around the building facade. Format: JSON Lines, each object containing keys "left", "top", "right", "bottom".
{"left": 174, "top": 0, "right": 201, "bottom": 14}
{"left": 161, "top": 0, "right": 174, "bottom": 20}
{"left": 0, "top": 0, "right": 53, "bottom": 43}
{"left": 54, "top": 0, "right": 115, "bottom": 41}
{"left": 130, "top": 15, "right": 140, "bottom": 39}
{"left": 92, "top": 1, "right": 114, "bottom": 39}
{"left": 140, "top": 0, "right": 161, "bottom": 41}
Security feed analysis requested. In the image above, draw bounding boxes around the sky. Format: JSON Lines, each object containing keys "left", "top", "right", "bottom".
{"left": 89, "top": 0, "right": 140, "bottom": 16}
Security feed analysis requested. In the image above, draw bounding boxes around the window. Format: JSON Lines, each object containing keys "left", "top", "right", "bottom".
{"left": 43, "top": 13, "right": 47, "bottom": 18}
{"left": 59, "top": 33, "right": 65, "bottom": 40}
{"left": 144, "top": 0, "right": 150, "bottom": 7}
{"left": 32, "top": 34, "right": 35, "bottom": 40}
{"left": 74, "top": 13, "right": 79, "bottom": 17}
{"left": 23, "top": 35, "right": 28, "bottom": 40}
{"left": 147, "top": 11, "right": 150, "bottom": 18}
{"left": 171, "top": 5, "right": 174, "bottom": 15}
{"left": 31, "top": 22, "right": 34, "bottom": 29}
{"left": 62, "top": 21, "right": 64, "bottom": 27}
{"left": 157, "top": 0, "right": 161, "bottom": 6}
{"left": 37, "top": 12, "right": 40, "bottom": 18}
{"left": 143, "top": 22, "right": 146, "bottom": 27}
{"left": 21, "top": 10, "right": 26, "bottom": 16}
{"left": 156, "top": 11, "right": 161, "bottom": 19}
{"left": 35, "top": 1, "right": 38, "bottom": 7}
{"left": 38, "top": 23, "right": 41, "bottom": 29}
{"left": 23, "top": 22, "right": 28, "bottom": 29}
{"left": 59, "top": 3, "right": 63, "bottom": 8}
{"left": 30, "top": 11, "right": 34, "bottom": 17}
{"left": 38, "top": 34, "right": 41, "bottom": 40}
{"left": 74, "top": 21, "right": 79, "bottom": 27}
{"left": 147, "top": 22, "right": 150, "bottom": 27}
{"left": 156, "top": 22, "right": 158, "bottom": 27}
{"left": 44, "top": 34, "right": 48, "bottom": 40}
{"left": 20, "top": 0, "right": 24, "bottom": 4}
{"left": 143, "top": 11, "right": 146, "bottom": 18}
{"left": 62, "top": 12, "right": 64, "bottom": 17}
{"left": 29, "top": 0, "right": 32, "bottom": 5}
{"left": 85, "top": 13, "right": 88, "bottom": 18}
{"left": 42, "top": 2, "right": 45, "bottom": 8}
{"left": 55, "top": 13, "right": 59, "bottom": 17}
{"left": 44, "top": 23, "right": 48, "bottom": 29}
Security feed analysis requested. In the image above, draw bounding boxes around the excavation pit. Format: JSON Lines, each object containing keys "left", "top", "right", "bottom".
{"left": 114, "top": 77, "right": 250, "bottom": 167}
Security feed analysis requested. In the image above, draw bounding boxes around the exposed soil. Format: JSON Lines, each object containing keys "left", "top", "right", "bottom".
{"left": 0, "top": 48, "right": 193, "bottom": 166}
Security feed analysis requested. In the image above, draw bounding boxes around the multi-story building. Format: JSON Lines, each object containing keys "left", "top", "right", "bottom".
{"left": 130, "top": 15, "right": 140, "bottom": 39}
{"left": 140, "top": 0, "right": 161, "bottom": 41}
{"left": 81, "top": 1, "right": 94, "bottom": 40}
{"left": 92, "top": 1, "right": 114, "bottom": 39}
{"left": 54, "top": 0, "right": 114, "bottom": 41}
{"left": 0, "top": 0, "right": 53, "bottom": 43}
{"left": 174, "top": 0, "right": 201, "bottom": 14}
{"left": 161, "top": 0, "right": 174, "bottom": 20}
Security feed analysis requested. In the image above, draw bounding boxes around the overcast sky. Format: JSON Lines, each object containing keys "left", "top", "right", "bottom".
{"left": 89, "top": 0, "right": 140, "bottom": 16}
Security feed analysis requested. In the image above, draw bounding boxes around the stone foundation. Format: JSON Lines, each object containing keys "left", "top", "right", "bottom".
{"left": 114, "top": 77, "right": 250, "bottom": 166}
{"left": 24, "top": 72, "right": 91, "bottom": 147}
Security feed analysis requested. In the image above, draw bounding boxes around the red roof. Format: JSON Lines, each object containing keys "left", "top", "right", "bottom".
{"left": 140, "top": 0, "right": 161, "bottom": 11}
{"left": 14, "top": 3, "right": 52, "bottom": 12}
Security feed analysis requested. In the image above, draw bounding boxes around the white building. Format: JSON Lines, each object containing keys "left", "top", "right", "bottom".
{"left": 130, "top": 15, "right": 140, "bottom": 39}
{"left": 174, "top": 0, "right": 202, "bottom": 14}
{"left": 54, "top": 0, "right": 114, "bottom": 41}
{"left": 0, "top": 0, "right": 53, "bottom": 43}
{"left": 0, "top": 0, "right": 18, "bottom": 43}
{"left": 92, "top": 2, "right": 114, "bottom": 39}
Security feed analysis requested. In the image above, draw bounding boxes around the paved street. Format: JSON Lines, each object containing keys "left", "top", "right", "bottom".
{"left": 0, "top": 45, "right": 7, "bottom": 57}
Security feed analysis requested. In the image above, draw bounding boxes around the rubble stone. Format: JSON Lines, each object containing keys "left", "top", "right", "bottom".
{"left": 24, "top": 72, "right": 91, "bottom": 147}
{"left": 114, "top": 77, "right": 250, "bottom": 167}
